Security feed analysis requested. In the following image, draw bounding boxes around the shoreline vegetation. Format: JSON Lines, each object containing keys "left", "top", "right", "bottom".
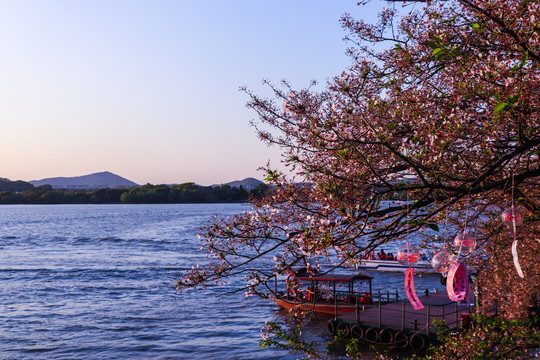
{"left": 0, "top": 182, "right": 269, "bottom": 205}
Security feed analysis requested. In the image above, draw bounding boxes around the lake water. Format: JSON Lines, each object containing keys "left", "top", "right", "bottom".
{"left": 0, "top": 204, "right": 445, "bottom": 359}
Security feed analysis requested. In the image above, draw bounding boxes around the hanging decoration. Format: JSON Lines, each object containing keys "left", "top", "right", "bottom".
{"left": 396, "top": 243, "right": 421, "bottom": 267}
{"left": 405, "top": 268, "right": 424, "bottom": 310}
{"left": 431, "top": 250, "right": 454, "bottom": 273}
{"left": 512, "top": 240, "right": 525, "bottom": 278}
{"left": 446, "top": 262, "right": 468, "bottom": 302}
{"left": 401, "top": 193, "right": 424, "bottom": 310}
{"left": 431, "top": 208, "right": 453, "bottom": 273}
{"left": 503, "top": 169, "right": 525, "bottom": 278}
{"left": 444, "top": 201, "right": 471, "bottom": 302}
{"left": 507, "top": 209, "right": 525, "bottom": 278}
{"left": 453, "top": 231, "right": 476, "bottom": 255}
{"left": 501, "top": 207, "right": 524, "bottom": 227}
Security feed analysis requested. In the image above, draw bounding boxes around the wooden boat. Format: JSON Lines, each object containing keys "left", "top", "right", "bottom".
{"left": 273, "top": 271, "right": 377, "bottom": 316}
{"left": 353, "top": 249, "right": 436, "bottom": 273}
{"left": 354, "top": 259, "right": 435, "bottom": 273}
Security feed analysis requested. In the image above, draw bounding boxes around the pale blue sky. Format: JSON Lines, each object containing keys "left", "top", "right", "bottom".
{"left": 0, "top": 1, "right": 382, "bottom": 185}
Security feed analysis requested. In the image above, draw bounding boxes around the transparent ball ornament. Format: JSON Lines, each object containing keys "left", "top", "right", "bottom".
{"left": 396, "top": 244, "right": 421, "bottom": 267}
{"left": 453, "top": 231, "right": 476, "bottom": 254}
{"left": 431, "top": 250, "right": 454, "bottom": 273}
{"left": 501, "top": 207, "right": 523, "bottom": 227}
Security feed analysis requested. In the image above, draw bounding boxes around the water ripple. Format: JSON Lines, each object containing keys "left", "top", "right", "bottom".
{"left": 0, "top": 204, "right": 444, "bottom": 360}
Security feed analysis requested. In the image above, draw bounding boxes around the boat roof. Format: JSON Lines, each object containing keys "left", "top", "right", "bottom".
{"left": 294, "top": 273, "right": 373, "bottom": 282}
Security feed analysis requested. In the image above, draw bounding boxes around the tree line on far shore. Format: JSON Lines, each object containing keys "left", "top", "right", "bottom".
{"left": 0, "top": 182, "right": 269, "bottom": 204}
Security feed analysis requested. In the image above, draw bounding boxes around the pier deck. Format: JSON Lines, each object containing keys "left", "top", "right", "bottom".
{"left": 339, "top": 292, "right": 472, "bottom": 335}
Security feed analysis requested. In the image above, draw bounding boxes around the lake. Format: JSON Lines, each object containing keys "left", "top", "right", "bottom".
{"left": 0, "top": 204, "right": 444, "bottom": 359}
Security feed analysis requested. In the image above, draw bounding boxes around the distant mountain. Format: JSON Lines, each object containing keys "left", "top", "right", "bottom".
{"left": 0, "top": 178, "right": 34, "bottom": 192}
{"left": 29, "top": 171, "right": 139, "bottom": 190}
{"left": 216, "top": 177, "right": 264, "bottom": 190}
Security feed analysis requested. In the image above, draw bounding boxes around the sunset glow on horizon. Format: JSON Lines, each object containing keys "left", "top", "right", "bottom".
{"left": 0, "top": 1, "right": 377, "bottom": 186}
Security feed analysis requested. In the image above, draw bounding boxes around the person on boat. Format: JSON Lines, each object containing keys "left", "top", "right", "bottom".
{"left": 387, "top": 252, "right": 394, "bottom": 261}
{"left": 378, "top": 249, "right": 387, "bottom": 260}
{"left": 360, "top": 292, "right": 373, "bottom": 304}
{"left": 305, "top": 287, "right": 313, "bottom": 302}
{"left": 285, "top": 271, "right": 300, "bottom": 300}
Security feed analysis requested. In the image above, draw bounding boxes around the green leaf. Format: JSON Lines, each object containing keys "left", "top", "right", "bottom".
{"left": 406, "top": 219, "right": 418, "bottom": 226}
{"left": 471, "top": 22, "right": 481, "bottom": 29}
{"left": 426, "top": 41, "right": 438, "bottom": 50}
{"left": 432, "top": 48, "right": 444, "bottom": 56}
{"left": 264, "top": 169, "right": 280, "bottom": 182}
{"left": 520, "top": 51, "right": 528, "bottom": 67}
{"left": 435, "top": 50, "right": 446, "bottom": 61}
{"left": 427, "top": 223, "right": 440, "bottom": 232}
{"left": 507, "top": 94, "right": 520, "bottom": 104}
{"left": 494, "top": 102, "right": 509, "bottom": 114}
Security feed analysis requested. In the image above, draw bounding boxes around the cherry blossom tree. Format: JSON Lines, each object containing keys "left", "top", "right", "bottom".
{"left": 177, "top": 0, "right": 539, "bottom": 356}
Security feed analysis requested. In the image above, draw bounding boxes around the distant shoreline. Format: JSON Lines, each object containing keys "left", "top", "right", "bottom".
{"left": 0, "top": 183, "right": 268, "bottom": 205}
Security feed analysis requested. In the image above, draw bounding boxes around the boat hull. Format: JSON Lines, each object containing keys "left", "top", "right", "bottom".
{"left": 273, "top": 297, "right": 367, "bottom": 316}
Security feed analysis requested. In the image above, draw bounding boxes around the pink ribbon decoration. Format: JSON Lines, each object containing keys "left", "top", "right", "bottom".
{"left": 512, "top": 240, "right": 525, "bottom": 278}
{"left": 405, "top": 268, "right": 424, "bottom": 310}
{"left": 446, "top": 262, "right": 468, "bottom": 302}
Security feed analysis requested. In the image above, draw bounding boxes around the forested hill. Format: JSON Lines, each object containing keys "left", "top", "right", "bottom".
{"left": 0, "top": 182, "right": 269, "bottom": 204}
{"left": 212, "top": 178, "right": 263, "bottom": 191}
{"left": 0, "top": 178, "right": 34, "bottom": 192}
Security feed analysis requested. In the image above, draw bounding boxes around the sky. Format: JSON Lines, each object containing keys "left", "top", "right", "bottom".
{"left": 0, "top": 1, "right": 383, "bottom": 186}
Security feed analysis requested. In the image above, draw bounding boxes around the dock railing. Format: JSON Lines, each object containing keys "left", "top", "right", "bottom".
{"left": 352, "top": 290, "right": 475, "bottom": 336}
{"left": 334, "top": 288, "right": 400, "bottom": 305}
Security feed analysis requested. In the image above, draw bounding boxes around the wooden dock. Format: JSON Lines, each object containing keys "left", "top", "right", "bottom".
{"left": 341, "top": 292, "right": 471, "bottom": 334}
{"left": 328, "top": 292, "right": 474, "bottom": 351}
